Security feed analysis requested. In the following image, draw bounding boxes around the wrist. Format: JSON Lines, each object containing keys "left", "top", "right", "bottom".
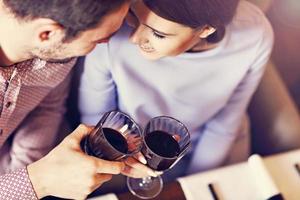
{"left": 27, "top": 160, "right": 49, "bottom": 198}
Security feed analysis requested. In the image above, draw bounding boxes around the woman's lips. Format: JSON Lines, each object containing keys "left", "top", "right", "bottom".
{"left": 139, "top": 44, "right": 155, "bottom": 53}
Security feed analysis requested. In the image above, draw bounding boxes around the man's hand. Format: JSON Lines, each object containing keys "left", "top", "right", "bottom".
{"left": 27, "top": 124, "right": 125, "bottom": 200}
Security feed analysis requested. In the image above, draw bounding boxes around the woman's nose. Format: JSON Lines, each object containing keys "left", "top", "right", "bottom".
{"left": 129, "top": 26, "right": 146, "bottom": 44}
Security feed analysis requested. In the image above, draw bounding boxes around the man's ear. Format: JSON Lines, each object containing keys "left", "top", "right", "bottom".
{"left": 198, "top": 26, "right": 216, "bottom": 39}
{"left": 33, "top": 18, "right": 65, "bottom": 44}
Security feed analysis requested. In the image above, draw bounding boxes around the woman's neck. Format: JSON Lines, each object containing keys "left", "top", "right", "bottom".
{"left": 188, "top": 40, "right": 218, "bottom": 53}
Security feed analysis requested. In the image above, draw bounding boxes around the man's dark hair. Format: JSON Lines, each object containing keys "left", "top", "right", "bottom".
{"left": 3, "top": 0, "right": 127, "bottom": 40}
{"left": 143, "top": 0, "right": 240, "bottom": 43}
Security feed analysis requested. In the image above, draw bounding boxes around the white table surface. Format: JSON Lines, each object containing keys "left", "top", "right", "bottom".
{"left": 178, "top": 149, "right": 300, "bottom": 200}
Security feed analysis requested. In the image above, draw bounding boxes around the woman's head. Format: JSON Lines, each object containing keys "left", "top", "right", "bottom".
{"left": 126, "top": 0, "right": 240, "bottom": 60}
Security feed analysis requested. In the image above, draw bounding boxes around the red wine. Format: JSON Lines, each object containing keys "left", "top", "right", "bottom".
{"left": 143, "top": 130, "right": 180, "bottom": 171}
{"left": 103, "top": 128, "right": 128, "bottom": 153}
{"left": 83, "top": 127, "right": 128, "bottom": 160}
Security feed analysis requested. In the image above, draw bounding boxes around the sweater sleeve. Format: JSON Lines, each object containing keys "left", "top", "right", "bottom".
{"left": 78, "top": 44, "right": 117, "bottom": 125}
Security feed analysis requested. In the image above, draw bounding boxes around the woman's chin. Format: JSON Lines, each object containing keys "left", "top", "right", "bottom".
{"left": 139, "top": 49, "right": 161, "bottom": 60}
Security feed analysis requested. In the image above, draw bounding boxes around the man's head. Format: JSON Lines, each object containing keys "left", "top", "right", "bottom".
{"left": 0, "top": 0, "right": 130, "bottom": 64}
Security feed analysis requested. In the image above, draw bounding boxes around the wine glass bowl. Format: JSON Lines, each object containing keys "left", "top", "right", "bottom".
{"left": 83, "top": 110, "right": 142, "bottom": 161}
{"left": 127, "top": 116, "right": 191, "bottom": 199}
{"left": 141, "top": 116, "right": 191, "bottom": 171}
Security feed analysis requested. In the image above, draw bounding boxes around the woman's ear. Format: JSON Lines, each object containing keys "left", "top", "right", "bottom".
{"left": 198, "top": 26, "right": 216, "bottom": 39}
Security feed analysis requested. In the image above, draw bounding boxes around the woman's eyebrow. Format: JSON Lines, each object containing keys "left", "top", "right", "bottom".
{"left": 143, "top": 24, "right": 176, "bottom": 36}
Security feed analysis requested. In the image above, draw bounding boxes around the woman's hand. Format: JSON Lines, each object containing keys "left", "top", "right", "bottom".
{"left": 121, "top": 153, "right": 162, "bottom": 178}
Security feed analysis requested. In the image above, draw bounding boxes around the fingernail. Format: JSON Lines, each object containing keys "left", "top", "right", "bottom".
{"left": 155, "top": 171, "right": 163, "bottom": 176}
{"left": 139, "top": 156, "right": 147, "bottom": 165}
{"left": 148, "top": 170, "right": 157, "bottom": 177}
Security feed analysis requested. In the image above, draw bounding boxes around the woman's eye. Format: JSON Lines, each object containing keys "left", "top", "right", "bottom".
{"left": 152, "top": 31, "right": 165, "bottom": 39}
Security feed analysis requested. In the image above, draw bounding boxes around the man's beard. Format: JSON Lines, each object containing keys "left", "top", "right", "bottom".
{"left": 30, "top": 43, "right": 74, "bottom": 63}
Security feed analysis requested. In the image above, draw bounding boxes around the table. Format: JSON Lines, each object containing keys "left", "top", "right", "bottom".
{"left": 117, "top": 181, "right": 186, "bottom": 200}
{"left": 112, "top": 149, "right": 300, "bottom": 200}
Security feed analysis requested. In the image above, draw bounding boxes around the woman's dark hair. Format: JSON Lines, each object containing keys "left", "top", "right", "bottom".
{"left": 3, "top": 0, "right": 127, "bottom": 40}
{"left": 143, "top": 0, "right": 240, "bottom": 43}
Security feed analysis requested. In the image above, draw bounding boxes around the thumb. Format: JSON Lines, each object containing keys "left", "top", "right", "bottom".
{"left": 70, "top": 124, "right": 94, "bottom": 141}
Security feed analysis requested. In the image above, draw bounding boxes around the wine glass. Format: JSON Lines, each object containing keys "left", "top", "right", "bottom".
{"left": 127, "top": 116, "right": 191, "bottom": 199}
{"left": 82, "top": 110, "right": 142, "bottom": 161}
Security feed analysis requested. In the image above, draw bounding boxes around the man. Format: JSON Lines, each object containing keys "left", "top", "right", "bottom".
{"left": 0, "top": 0, "right": 129, "bottom": 199}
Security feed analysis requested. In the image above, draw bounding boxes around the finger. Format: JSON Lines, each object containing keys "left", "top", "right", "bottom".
{"left": 94, "top": 158, "right": 125, "bottom": 174}
{"left": 125, "top": 157, "right": 157, "bottom": 177}
{"left": 173, "top": 134, "right": 181, "bottom": 142}
{"left": 121, "top": 165, "right": 148, "bottom": 178}
{"left": 74, "top": 197, "right": 86, "bottom": 200}
{"left": 70, "top": 124, "right": 94, "bottom": 141}
{"left": 93, "top": 174, "right": 113, "bottom": 191}
{"left": 133, "top": 152, "right": 147, "bottom": 164}
{"left": 96, "top": 173, "right": 113, "bottom": 183}
{"left": 155, "top": 171, "right": 163, "bottom": 176}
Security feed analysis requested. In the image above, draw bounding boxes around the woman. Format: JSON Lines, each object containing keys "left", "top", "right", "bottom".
{"left": 79, "top": 0, "right": 273, "bottom": 179}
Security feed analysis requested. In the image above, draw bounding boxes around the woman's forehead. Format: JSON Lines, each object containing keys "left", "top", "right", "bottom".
{"left": 132, "top": 0, "right": 192, "bottom": 35}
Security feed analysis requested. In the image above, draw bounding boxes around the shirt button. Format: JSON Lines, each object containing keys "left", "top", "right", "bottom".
{"left": 5, "top": 102, "right": 12, "bottom": 108}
